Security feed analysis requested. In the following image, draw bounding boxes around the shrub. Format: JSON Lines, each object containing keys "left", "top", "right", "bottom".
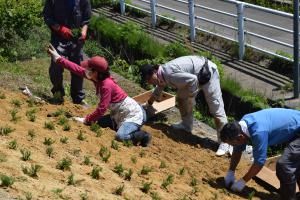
{"left": 163, "top": 42, "right": 190, "bottom": 58}
{"left": 0, "top": 126, "right": 15, "bottom": 136}
{"left": 141, "top": 181, "right": 152, "bottom": 193}
{"left": 161, "top": 174, "right": 174, "bottom": 190}
{"left": 60, "top": 137, "right": 69, "bottom": 144}
{"left": 57, "top": 157, "right": 72, "bottom": 171}
{"left": 22, "top": 164, "right": 42, "bottom": 178}
{"left": 113, "top": 163, "right": 124, "bottom": 176}
{"left": 43, "top": 137, "right": 55, "bottom": 146}
{"left": 46, "top": 147, "right": 54, "bottom": 158}
{"left": 91, "top": 166, "right": 102, "bottom": 180}
{"left": 0, "top": 174, "right": 14, "bottom": 187}
{"left": 20, "top": 148, "right": 31, "bottom": 161}
{"left": 8, "top": 140, "right": 17, "bottom": 150}
{"left": 44, "top": 121, "right": 55, "bottom": 130}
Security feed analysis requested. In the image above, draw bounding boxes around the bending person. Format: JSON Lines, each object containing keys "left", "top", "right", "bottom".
{"left": 47, "top": 44, "right": 151, "bottom": 147}
{"left": 140, "top": 55, "right": 231, "bottom": 156}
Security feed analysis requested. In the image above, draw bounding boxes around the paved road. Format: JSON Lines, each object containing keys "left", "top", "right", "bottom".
{"left": 131, "top": 0, "right": 296, "bottom": 55}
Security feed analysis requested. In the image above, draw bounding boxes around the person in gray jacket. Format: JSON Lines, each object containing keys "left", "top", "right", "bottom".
{"left": 43, "top": 0, "right": 91, "bottom": 104}
{"left": 140, "top": 55, "right": 232, "bottom": 156}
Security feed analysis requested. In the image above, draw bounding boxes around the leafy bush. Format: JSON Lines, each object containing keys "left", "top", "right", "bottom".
{"left": 0, "top": 174, "right": 14, "bottom": 187}
{"left": 163, "top": 42, "right": 190, "bottom": 58}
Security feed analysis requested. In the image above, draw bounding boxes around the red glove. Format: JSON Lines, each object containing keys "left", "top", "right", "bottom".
{"left": 58, "top": 26, "right": 73, "bottom": 40}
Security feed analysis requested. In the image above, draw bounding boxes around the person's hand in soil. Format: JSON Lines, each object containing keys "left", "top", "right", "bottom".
{"left": 231, "top": 178, "right": 246, "bottom": 192}
{"left": 224, "top": 170, "right": 235, "bottom": 187}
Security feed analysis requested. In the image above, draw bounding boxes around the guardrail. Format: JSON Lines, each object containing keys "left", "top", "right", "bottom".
{"left": 116, "top": 0, "right": 299, "bottom": 97}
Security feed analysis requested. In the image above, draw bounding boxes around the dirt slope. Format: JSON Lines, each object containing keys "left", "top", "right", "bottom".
{"left": 0, "top": 90, "right": 278, "bottom": 200}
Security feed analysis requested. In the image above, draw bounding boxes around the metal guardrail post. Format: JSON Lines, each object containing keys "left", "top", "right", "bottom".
{"left": 120, "top": 0, "right": 125, "bottom": 15}
{"left": 150, "top": 0, "right": 157, "bottom": 27}
{"left": 188, "top": 0, "right": 195, "bottom": 42}
{"left": 294, "top": 0, "right": 299, "bottom": 98}
{"left": 237, "top": 2, "right": 245, "bottom": 60}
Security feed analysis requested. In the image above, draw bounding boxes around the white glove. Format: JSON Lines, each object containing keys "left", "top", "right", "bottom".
{"left": 47, "top": 44, "right": 61, "bottom": 62}
{"left": 231, "top": 178, "right": 246, "bottom": 192}
{"left": 224, "top": 170, "right": 235, "bottom": 187}
{"left": 73, "top": 117, "right": 86, "bottom": 123}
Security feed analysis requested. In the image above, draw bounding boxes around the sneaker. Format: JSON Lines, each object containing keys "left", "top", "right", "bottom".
{"left": 171, "top": 122, "right": 192, "bottom": 133}
{"left": 50, "top": 92, "right": 64, "bottom": 105}
{"left": 132, "top": 131, "right": 152, "bottom": 147}
{"left": 140, "top": 132, "right": 152, "bottom": 147}
{"left": 216, "top": 142, "right": 231, "bottom": 156}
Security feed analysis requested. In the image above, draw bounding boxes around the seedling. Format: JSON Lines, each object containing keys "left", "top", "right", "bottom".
{"left": 77, "top": 130, "right": 86, "bottom": 141}
{"left": 99, "top": 146, "right": 111, "bottom": 163}
{"left": 131, "top": 156, "right": 137, "bottom": 164}
{"left": 0, "top": 174, "right": 14, "bottom": 187}
{"left": 123, "top": 140, "right": 133, "bottom": 147}
{"left": 43, "top": 137, "right": 55, "bottom": 146}
{"left": 11, "top": 99, "right": 21, "bottom": 108}
{"left": 27, "top": 129, "right": 36, "bottom": 141}
{"left": 0, "top": 126, "right": 14, "bottom": 136}
{"left": 22, "top": 164, "right": 42, "bottom": 178}
{"left": 58, "top": 115, "right": 68, "bottom": 125}
{"left": 248, "top": 191, "right": 256, "bottom": 200}
{"left": 178, "top": 167, "right": 185, "bottom": 175}
{"left": 140, "top": 165, "right": 152, "bottom": 175}
{"left": 114, "top": 184, "right": 124, "bottom": 195}
{"left": 72, "top": 148, "right": 81, "bottom": 157}
{"left": 150, "top": 192, "right": 162, "bottom": 200}
{"left": 80, "top": 192, "right": 88, "bottom": 200}
{"left": 90, "top": 123, "right": 102, "bottom": 137}
{"left": 24, "top": 192, "right": 33, "bottom": 200}
{"left": 0, "top": 153, "right": 7, "bottom": 162}
{"left": 139, "top": 150, "right": 145, "bottom": 157}
{"left": 56, "top": 157, "right": 72, "bottom": 171}
{"left": 113, "top": 163, "right": 124, "bottom": 176}
{"left": 124, "top": 168, "right": 133, "bottom": 181}
{"left": 44, "top": 121, "right": 55, "bottom": 130}
{"left": 10, "top": 108, "right": 20, "bottom": 122}
{"left": 26, "top": 109, "right": 37, "bottom": 122}
{"left": 27, "top": 97, "right": 37, "bottom": 107}
{"left": 46, "top": 147, "right": 54, "bottom": 158}
{"left": 60, "top": 136, "right": 69, "bottom": 144}
{"left": 67, "top": 173, "right": 75, "bottom": 185}
{"left": 111, "top": 140, "right": 119, "bottom": 150}
{"left": 161, "top": 174, "right": 174, "bottom": 190}
{"left": 20, "top": 148, "right": 31, "bottom": 161}
{"left": 190, "top": 177, "right": 198, "bottom": 187}
{"left": 0, "top": 92, "right": 6, "bottom": 99}
{"left": 63, "top": 123, "right": 71, "bottom": 131}
{"left": 159, "top": 161, "right": 167, "bottom": 169}
{"left": 83, "top": 156, "right": 91, "bottom": 165}
{"left": 52, "top": 108, "right": 65, "bottom": 117}
{"left": 141, "top": 181, "right": 152, "bottom": 194}
{"left": 8, "top": 140, "right": 17, "bottom": 150}
{"left": 91, "top": 166, "right": 102, "bottom": 180}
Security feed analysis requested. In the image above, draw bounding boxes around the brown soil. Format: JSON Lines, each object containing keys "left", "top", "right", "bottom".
{"left": 0, "top": 90, "right": 279, "bottom": 200}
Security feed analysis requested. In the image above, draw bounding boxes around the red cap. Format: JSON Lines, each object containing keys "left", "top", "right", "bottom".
{"left": 81, "top": 56, "right": 109, "bottom": 73}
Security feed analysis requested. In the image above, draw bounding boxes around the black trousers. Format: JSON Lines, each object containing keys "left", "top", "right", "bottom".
{"left": 276, "top": 137, "right": 300, "bottom": 200}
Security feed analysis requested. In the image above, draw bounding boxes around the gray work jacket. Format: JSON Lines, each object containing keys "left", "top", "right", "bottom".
{"left": 153, "top": 55, "right": 217, "bottom": 99}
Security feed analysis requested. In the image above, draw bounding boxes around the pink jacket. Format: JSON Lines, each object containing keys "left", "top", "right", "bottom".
{"left": 57, "top": 57, "right": 128, "bottom": 123}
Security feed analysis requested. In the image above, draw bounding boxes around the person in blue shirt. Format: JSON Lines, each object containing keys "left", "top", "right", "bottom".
{"left": 220, "top": 108, "right": 300, "bottom": 200}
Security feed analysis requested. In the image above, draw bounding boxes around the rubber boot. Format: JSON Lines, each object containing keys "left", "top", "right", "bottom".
{"left": 279, "top": 183, "right": 297, "bottom": 200}
{"left": 132, "top": 131, "right": 152, "bottom": 147}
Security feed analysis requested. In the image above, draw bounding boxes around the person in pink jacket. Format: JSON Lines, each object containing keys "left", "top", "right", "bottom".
{"left": 47, "top": 44, "right": 151, "bottom": 147}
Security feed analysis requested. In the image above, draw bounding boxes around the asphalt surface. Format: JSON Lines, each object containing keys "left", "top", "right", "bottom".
{"left": 131, "top": 0, "right": 296, "bottom": 55}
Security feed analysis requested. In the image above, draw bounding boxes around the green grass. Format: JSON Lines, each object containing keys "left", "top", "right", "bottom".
{"left": 46, "top": 146, "right": 54, "bottom": 158}
{"left": 99, "top": 146, "right": 111, "bottom": 162}
{"left": 27, "top": 129, "right": 36, "bottom": 141}
{"left": 56, "top": 157, "right": 72, "bottom": 171}
{"left": 111, "top": 140, "right": 119, "bottom": 150}
{"left": 0, "top": 125, "right": 15, "bottom": 136}
{"left": 113, "top": 163, "right": 125, "bottom": 177}
{"left": 83, "top": 156, "right": 91, "bottom": 165}
{"left": 140, "top": 181, "right": 152, "bottom": 193}
{"left": 43, "top": 137, "right": 55, "bottom": 146}
{"left": 0, "top": 174, "right": 14, "bottom": 187}
{"left": 10, "top": 108, "right": 20, "bottom": 122}
{"left": 20, "top": 148, "right": 31, "bottom": 161}
{"left": 124, "top": 168, "right": 133, "bottom": 181}
{"left": 140, "top": 165, "right": 152, "bottom": 175}
{"left": 77, "top": 130, "right": 86, "bottom": 141}
{"left": 8, "top": 139, "right": 17, "bottom": 150}
{"left": 11, "top": 99, "right": 22, "bottom": 107}
{"left": 90, "top": 122, "right": 102, "bottom": 137}
{"left": 161, "top": 174, "right": 174, "bottom": 190}
{"left": 60, "top": 136, "right": 69, "bottom": 144}
{"left": 114, "top": 184, "right": 124, "bottom": 195}
{"left": 44, "top": 121, "right": 55, "bottom": 130}
{"left": 91, "top": 166, "right": 102, "bottom": 180}
{"left": 26, "top": 108, "right": 37, "bottom": 122}
{"left": 22, "top": 164, "right": 42, "bottom": 178}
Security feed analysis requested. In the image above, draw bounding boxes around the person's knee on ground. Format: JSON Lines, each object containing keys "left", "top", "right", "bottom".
{"left": 115, "top": 131, "right": 151, "bottom": 147}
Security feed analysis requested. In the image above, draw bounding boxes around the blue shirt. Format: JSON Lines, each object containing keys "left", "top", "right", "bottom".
{"left": 234, "top": 108, "right": 300, "bottom": 166}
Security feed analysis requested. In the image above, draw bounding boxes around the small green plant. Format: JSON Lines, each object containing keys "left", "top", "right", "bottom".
{"left": 44, "top": 121, "right": 55, "bottom": 130}
{"left": 22, "top": 164, "right": 42, "bottom": 178}
{"left": 58, "top": 115, "right": 68, "bottom": 125}
{"left": 27, "top": 97, "right": 37, "bottom": 107}
{"left": 46, "top": 146, "right": 54, "bottom": 158}
{"left": 52, "top": 108, "right": 65, "bottom": 117}
{"left": 161, "top": 174, "right": 174, "bottom": 190}
{"left": 159, "top": 161, "right": 167, "bottom": 169}
{"left": 0, "top": 125, "right": 15, "bottom": 136}
{"left": 20, "top": 148, "right": 31, "bottom": 161}
{"left": 10, "top": 108, "right": 20, "bottom": 122}
{"left": 80, "top": 192, "right": 88, "bottom": 200}
{"left": 111, "top": 140, "right": 119, "bottom": 150}
{"left": 77, "top": 130, "right": 86, "bottom": 141}
{"left": 91, "top": 166, "right": 102, "bottom": 180}
{"left": 114, "top": 184, "right": 124, "bottom": 195}
{"left": 99, "top": 146, "right": 111, "bottom": 163}
{"left": 43, "top": 137, "right": 55, "bottom": 146}
{"left": 140, "top": 181, "right": 152, "bottom": 193}
{"left": 123, "top": 140, "right": 133, "bottom": 147}
{"left": 11, "top": 99, "right": 21, "bottom": 108}
{"left": 90, "top": 122, "right": 102, "bottom": 137}
{"left": 27, "top": 129, "right": 36, "bottom": 141}
{"left": 0, "top": 174, "right": 14, "bottom": 187}
{"left": 124, "top": 168, "right": 133, "bottom": 181}
{"left": 113, "top": 163, "right": 124, "bottom": 176}
{"left": 24, "top": 192, "right": 33, "bottom": 200}
{"left": 67, "top": 173, "right": 75, "bottom": 185}
{"left": 63, "top": 123, "right": 71, "bottom": 131}
{"left": 178, "top": 167, "right": 185, "bottom": 175}
{"left": 83, "top": 156, "right": 91, "bottom": 165}
{"left": 139, "top": 149, "right": 145, "bottom": 157}
{"left": 190, "top": 177, "right": 198, "bottom": 187}
{"left": 131, "top": 156, "right": 137, "bottom": 164}
{"left": 8, "top": 139, "right": 17, "bottom": 150}
{"left": 150, "top": 192, "right": 162, "bottom": 200}
{"left": 26, "top": 109, "right": 37, "bottom": 122}
{"left": 0, "top": 92, "right": 6, "bottom": 99}
{"left": 0, "top": 153, "right": 7, "bottom": 162}
{"left": 72, "top": 148, "right": 81, "bottom": 157}
{"left": 56, "top": 157, "right": 72, "bottom": 171}
{"left": 248, "top": 191, "right": 256, "bottom": 200}
{"left": 140, "top": 165, "right": 152, "bottom": 175}
{"left": 60, "top": 136, "right": 69, "bottom": 144}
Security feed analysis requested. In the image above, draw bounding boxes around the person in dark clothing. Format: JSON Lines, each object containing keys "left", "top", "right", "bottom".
{"left": 43, "top": 0, "right": 91, "bottom": 104}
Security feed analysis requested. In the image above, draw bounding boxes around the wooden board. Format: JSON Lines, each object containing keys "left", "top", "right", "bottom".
{"left": 133, "top": 91, "right": 175, "bottom": 114}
